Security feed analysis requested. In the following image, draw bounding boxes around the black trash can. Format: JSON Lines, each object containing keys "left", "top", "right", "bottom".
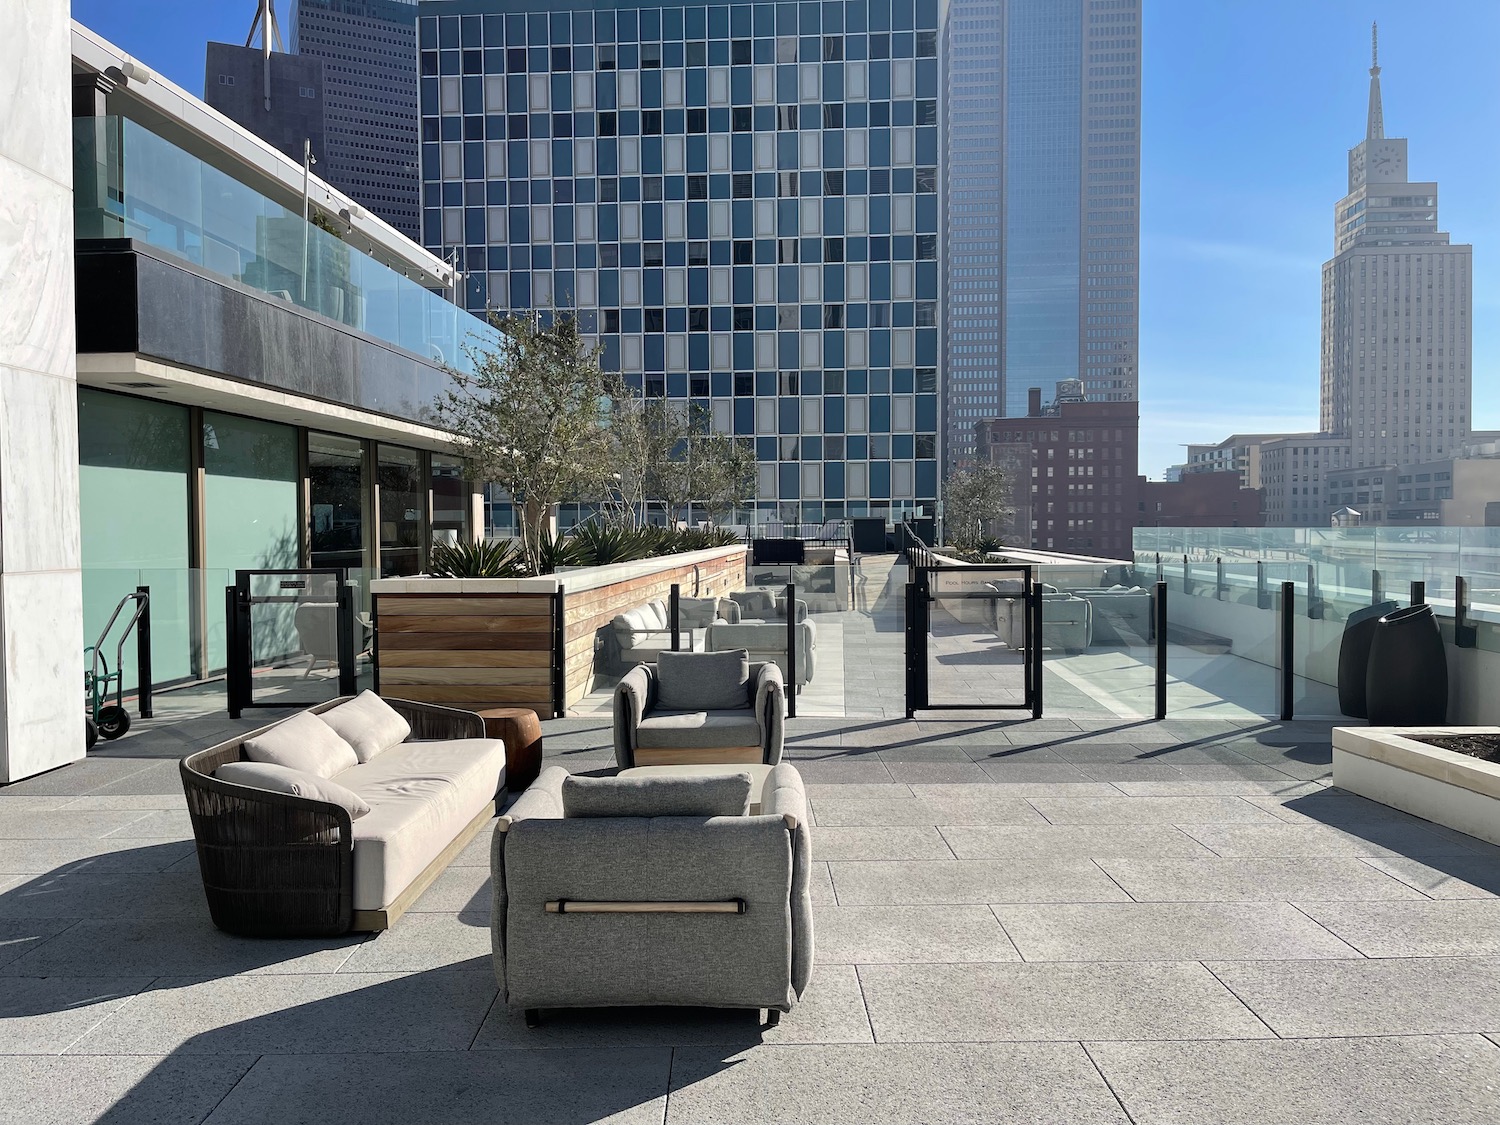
{"left": 852, "top": 517, "right": 887, "bottom": 554}
{"left": 1336, "top": 600, "right": 1397, "bottom": 718}
{"left": 1366, "top": 603, "right": 1449, "bottom": 726}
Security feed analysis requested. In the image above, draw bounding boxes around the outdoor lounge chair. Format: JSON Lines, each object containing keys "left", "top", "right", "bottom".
{"left": 612, "top": 649, "right": 785, "bottom": 767}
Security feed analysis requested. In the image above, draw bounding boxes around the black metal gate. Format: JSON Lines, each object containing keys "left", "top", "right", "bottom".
{"left": 905, "top": 564, "right": 1041, "bottom": 718}
{"left": 227, "top": 569, "right": 357, "bottom": 717}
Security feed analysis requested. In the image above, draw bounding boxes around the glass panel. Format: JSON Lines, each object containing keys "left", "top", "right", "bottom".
{"left": 78, "top": 389, "right": 192, "bottom": 691}
{"left": 73, "top": 116, "right": 502, "bottom": 384}
{"left": 378, "top": 445, "right": 425, "bottom": 577}
{"left": 309, "top": 433, "right": 367, "bottom": 576}
{"left": 924, "top": 566, "right": 1028, "bottom": 712}
{"left": 432, "top": 455, "right": 470, "bottom": 544}
{"left": 1035, "top": 561, "right": 1156, "bottom": 721}
{"left": 202, "top": 412, "right": 300, "bottom": 674}
{"left": 245, "top": 569, "right": 348, "bottom": 707}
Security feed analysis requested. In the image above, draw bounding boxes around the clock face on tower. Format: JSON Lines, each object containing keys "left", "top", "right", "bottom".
{"left": 1368, "top": 141, "right": 1406, "bottom": 182}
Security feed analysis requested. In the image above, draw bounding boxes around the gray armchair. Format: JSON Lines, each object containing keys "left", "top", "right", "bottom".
{"left": 492, "top": 764, "right": 814, "bottom": 1026}
{"left": 613, "top": 651, "right": 785, "bottom": 768}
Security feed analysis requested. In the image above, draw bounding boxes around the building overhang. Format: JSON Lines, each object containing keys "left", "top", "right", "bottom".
{"left": 78, "top": 353, "right": 458, "bottom": 452}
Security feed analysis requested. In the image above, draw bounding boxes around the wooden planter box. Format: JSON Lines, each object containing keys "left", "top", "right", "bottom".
{"left": 1332, "top": 726, "right": 1500, "bottom": 846}
{"left": 371, "top": 545, "right": 747, "bottom": 717}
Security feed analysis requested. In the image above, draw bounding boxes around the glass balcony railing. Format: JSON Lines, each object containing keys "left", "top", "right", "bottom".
{"left": 73, "top": 115, "right": 500, "bottom": 375}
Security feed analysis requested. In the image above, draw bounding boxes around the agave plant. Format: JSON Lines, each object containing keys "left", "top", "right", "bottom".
{"left": 535, "top": 529, "right": 583, "bottom": 574}
{"left": 568, "top": 521, "right": 654, "bottom": 566}
{"left": 427, "top": 538, "right": 528, "bottom": 578}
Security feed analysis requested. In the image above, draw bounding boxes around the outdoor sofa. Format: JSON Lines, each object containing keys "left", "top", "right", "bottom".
{"left": 492, "top": 764, "right": 814, "bottom": 1027}
{"left": 181, "top": 691, "right": 506, "bottom": 936}
{"left": 607, "top": 595, "right": 740, "bottom": 670}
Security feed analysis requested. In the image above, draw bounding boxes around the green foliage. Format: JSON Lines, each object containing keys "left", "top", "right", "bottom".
{"left": 436, "top": 309, "right": 621, "bottom": 575}
{"left": 563, "top": 523, "right": 742, "bottom": 567}
{"left": 536, "top": 528, "right": 583, "bottom": 574}
{"left": 944, "top": 463, "right": 1014, "bottom": 552}
{"left": 673, "top": 527, "right": 742, "bottom": 551}
{"left": 606, "top": 396, "right": 757, "bottom": 525}
{"left": 427, "top": 539, "right": 527, "bottom": 578}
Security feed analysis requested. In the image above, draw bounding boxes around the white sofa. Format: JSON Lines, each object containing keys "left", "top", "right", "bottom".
{"left": 181, "top": 692, "right": 507, "bottom": 935}
{"left": 608, "top": 596, "right": 740, "bottom": 670}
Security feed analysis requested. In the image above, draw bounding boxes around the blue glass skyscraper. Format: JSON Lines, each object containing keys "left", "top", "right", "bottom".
{"left": 417, "top": 0, "right": 942, "bottom": 523}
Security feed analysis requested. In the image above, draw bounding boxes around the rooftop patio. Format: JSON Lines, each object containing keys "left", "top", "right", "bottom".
{"left": 6, "top": 556, "right": 1500, "bottom": 1123}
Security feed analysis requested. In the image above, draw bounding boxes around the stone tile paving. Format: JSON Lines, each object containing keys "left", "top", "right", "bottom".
{"left": 5, "top": 589, "right": 1500, "bottom": 1119}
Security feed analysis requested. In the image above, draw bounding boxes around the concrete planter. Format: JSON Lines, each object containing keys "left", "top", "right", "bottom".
{"left": 1332, "top": 726, "right": 1500, "bottom": 845}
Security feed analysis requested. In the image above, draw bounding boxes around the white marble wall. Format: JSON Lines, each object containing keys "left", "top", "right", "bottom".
{"left": 0, "top": 0, "right": 86, "bottom": 781}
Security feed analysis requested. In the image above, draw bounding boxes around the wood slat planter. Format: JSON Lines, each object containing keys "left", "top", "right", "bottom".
{"left": 370, "top": 545, "right": 748, "bottom": 717}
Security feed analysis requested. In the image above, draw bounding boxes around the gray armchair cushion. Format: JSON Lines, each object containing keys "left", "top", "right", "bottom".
{"left": 657, "top": 648, "right": 750, "bottom": 711}
{"left": 678, "top": 596, "right": 723, "bottom": 630}
{"left": 729, "top": 589, "right": 779, "bottom": 618}
{"left": 613, "top": 665, "right": 656, "bottom": 768}
{"left": 635, "top": 711, "right": 763, "bottom": 750}
{"left": 561, "top": 772, "right": 753, "bottom": 818}
{"left": 753, "top": 662, "right": 786, "bottom": 765}
{"left": 763, "top": 763, "right": 813, "bottom": 998}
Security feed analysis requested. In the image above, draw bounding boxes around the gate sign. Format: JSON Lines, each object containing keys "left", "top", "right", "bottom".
{"left": 928, "top": 569, "right": 1029, "bottom": 597}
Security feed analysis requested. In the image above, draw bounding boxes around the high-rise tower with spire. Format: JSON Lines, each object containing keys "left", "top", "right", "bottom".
{"left": 1320, "top": 23, "right": 1472, "bottom": 470}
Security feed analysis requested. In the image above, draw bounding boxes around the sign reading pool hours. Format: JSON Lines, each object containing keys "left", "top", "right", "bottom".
{"left": 927, "top": 568, "right": 1030, "bottom": 597}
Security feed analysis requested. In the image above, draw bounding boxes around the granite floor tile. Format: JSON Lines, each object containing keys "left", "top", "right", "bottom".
{"left": 975, "top": 762, "right": 1111, "bottom": 784}
{"left": 71, "top": 971, "right": 499, "bottom": 1055}
{"left": 336, "top": 913, "right": 490, "bottom": 973}
{"left": 1097, "top": 857, "right": 1428, "bottom": 901}
{"left": 0, "top": 1054, "right": 258, "bottom": 1125}
{"left": 1177, "top": 820, "right": 1486, "bottom": 858}
{"left": 812, "top": 796, "right": 1048, "bottom": 827}
{"left": 810, "top": 861, "right": 836, "bottom": 905}
{"left": 815, "top": 904, "right": 1019, "bottom": 964}
{"left": 880, "top": 761, "right": 996, "bottom": 784}
{"left": 474, "top": 963, "right": 873, "bottom": 1048}
{"left": 57, "top": 793, "right": 189, "bottom": 810}
{"left": 450, "top": 820, "right": 502, "bottom": 867}
{"left": 0, "top": 810, "right": 156, "bottom": 840}
{"left": 1091, "top": 1034, "right": 1500, "bottom": 1125}
{"left": 406, "top": 863, "right": 491, "bottom": 916}
{"left": 829, "top": 859, "right": 1131, "bottom": 905}
{"left": 1108, "top": 778, "right": 1327, "bottom": 797}
{"left": 0, "top": 918, "right": 75, "bottom": 970}
{"left": 1246, "top": 790, "right": 1427, "bottom": 825}
{"left": 98, "top": 809, "right": 194, "bottom": 839}
{"left": 938, "top": 824, "right": 1213, "bottom": 860}
{"left": 0, "top": 976, "right": 153, "bottom": 1053}
{"left": 0, "top": 837, "right": 195, "bottom": 875}
{"left": 1027, "top": 795, "right": 1282, "bottom": 826}
{"left": 0, "top": 916, "right": 364, "bottom": 978}
{"left": 665, "top": 1042, "right": 1129, "bottom": 1124}
{"left": 0, "top": 870, "right": 208, "bottom": 920}
{"left": 204, "top": 1048, "right": 670, "bottom": 1125}
{"left": 911, "top": 780, "right": 1121, "bottom": 798}
{"left": 857, "top": 960, "right": 1272, "bottom": 1042}
{"left": 812, "top": 826, "right": 956, "bottom": 861}
{"left": 788, "top": 760, "right": 896, "bottom": 785}
{"left": 1359, "top": 855, "right": 1500, "bottom": 898}
{"left": 1295, "top": 899, "right": 1500, "bottom": 957}
{"left": 874, "top": 744, "right": 976, "bottom": 763}
{"left": 0, "top": 760, "right": 155, "bottom": 797}
{"left": 994, "top": 901, "right": 1359, "bottom": 961}
{"left": 804, "top": 783, "right": 914, "bottom": 800}
{"left": 1207, "top": 957, "right": 1500, "bottom": 1036}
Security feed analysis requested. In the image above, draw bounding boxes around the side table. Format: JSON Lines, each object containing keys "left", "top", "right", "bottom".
{"left": 476, "top": 706, "right": 543, "bottom": 792}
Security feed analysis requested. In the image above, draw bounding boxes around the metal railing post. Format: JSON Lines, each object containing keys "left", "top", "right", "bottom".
{"left": 134, "top": 585, "right": 153, "bottom": 719}
{"left": 1278, "top": 580, "right": 1295, "bottom": 721}
{"left": 1371, "top": 568, "right": 1383, "bottom": 605}
{"left": 336, "top": 579, "right": 357, "bottom": 698}
{"left": 1182, "top": 555, "right": 1191, "bottom": 595}
{"left": 1030, "top": 578, "right": 1044, "bottom": 720}
{"left": 552, "top": 589, "right": 567, "bottom": 718}
{"left": 1153, "top": 580, "right": 1167, "bottom": 721}
{"left": 1456, "top": 576, "right": 1478, "bottom": 648}
{"left": 1256, "top": 561, "right": 1270, "bottom": 610}
{"left": 226, "top": 584, "right": 242, "bottom": 719}
{"left": 785, "top": 580, "right": 797, "bottom": 719}
{"left": 1307, "top": 563, "right": 1322, "bottom": 620}
{"left": 1410, "top": 580, "right": 1425, "bottom": 607}
{"left": 669, "top": 583, "right": 681, "bottom": 651}
{"left": 1215, "top": 557, "right": 1225, "bottom": 601}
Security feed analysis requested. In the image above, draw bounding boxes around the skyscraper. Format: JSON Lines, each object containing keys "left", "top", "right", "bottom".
{"left": 294, "top": 0, "right": 423, "bottom": 240}
{"left": 417, "top": 0, "right": 942, "bottom": 524}
{"left": 942, "top": 0, "right": 1139, "bottom": 468}
{"left": 1321, "top": 25, "right": 1471, "bottom": 469}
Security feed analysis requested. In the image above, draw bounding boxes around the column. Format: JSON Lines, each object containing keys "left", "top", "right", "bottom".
{"left": 0, "top": 0, "right": 86, "bottom": 780}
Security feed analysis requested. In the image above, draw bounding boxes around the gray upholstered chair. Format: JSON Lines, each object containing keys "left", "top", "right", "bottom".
{"left": 492, "top": 764, "right": 814, "bottom": 1027}
{"left": 613, "top": 649, "right": 785, "bottom": 768}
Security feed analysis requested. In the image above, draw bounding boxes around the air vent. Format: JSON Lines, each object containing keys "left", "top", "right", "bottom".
{"left": 116, "top": 381, "right": 166, "bottom": 389}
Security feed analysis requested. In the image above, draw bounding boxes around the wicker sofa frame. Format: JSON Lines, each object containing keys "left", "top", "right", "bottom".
{"left": 180, "top": 696, "right": 488, "bottom": 938}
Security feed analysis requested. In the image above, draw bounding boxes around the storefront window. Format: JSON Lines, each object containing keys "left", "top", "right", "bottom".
{"left": 378, "top": 444, "right": 423, "bottom": 577}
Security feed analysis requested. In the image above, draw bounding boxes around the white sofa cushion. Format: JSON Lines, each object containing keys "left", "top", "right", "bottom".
{"left": 339, "top": 738, "right": 507, "bottom": 911}
{"left": 317, "top": 691, "right": 412, "bottom": 764}
{"left": 214, "top": 761, "right": 371, "bottom": 819}
{"left": 243, "top": 711, "right": 358, "bottom": 779}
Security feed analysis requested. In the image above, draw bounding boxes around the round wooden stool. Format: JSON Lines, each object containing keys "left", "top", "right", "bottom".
{"left": 476, "top": 706, "right": 543, "bottom": 792}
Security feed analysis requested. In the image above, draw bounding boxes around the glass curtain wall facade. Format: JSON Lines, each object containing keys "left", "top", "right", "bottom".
{"left": 418, "top": 0, "right": 943, "bottom": 522}
{"left": 941, "top": 0, "right": 1138, "bottom": 467}
{"left": 78, "top": 389, "right": 471, "bottom": 693}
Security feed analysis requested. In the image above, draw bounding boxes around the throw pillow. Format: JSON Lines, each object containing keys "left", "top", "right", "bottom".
{"left": 243, "top": 711, "right": 358, "bottom": 778}
{"left": 561, "top": 772, "right": 753, "bottom": 818}
{"left": 215, "top": 761, "right": 371, "bottom": 819}
{"left": 317, "top": 690, "right": 411, "bottom": 764}
{"left": 657, "top": 648, "right": 750, "bottom": 711}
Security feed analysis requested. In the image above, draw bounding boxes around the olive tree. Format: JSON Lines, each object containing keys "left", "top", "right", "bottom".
{"left": 436, "top": 310, "right": 619, "bottom": 574}
{"left": 943, "top": 461, "right": 1013, "bottom": 552}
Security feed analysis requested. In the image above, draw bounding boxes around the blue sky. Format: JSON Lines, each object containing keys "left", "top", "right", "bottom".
{"left": 72, "top": 0, "right": 1499, "bottom": 478}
